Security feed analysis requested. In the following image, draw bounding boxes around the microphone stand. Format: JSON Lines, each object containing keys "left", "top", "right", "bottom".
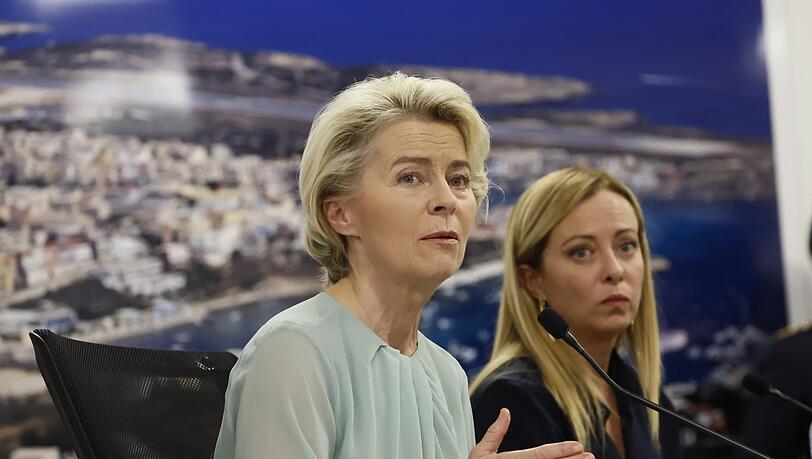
{"left": 767, "top": 389, "right": 812, "bottom": 416}
{"left": 744, "top": 372, "right": 812, "bottom": 416}
{"left": 560, "top": 331, "right": 773, "bottom": 459}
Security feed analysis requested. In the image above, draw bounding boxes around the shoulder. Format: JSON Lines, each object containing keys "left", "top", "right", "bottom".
{"left": 758, "top": 327, "right": 812, "bottom": 370}
{"left": 244, "top": 293, "right": 341, "bottom": 350}
{"left": 471, "top": 357, "right": 558, "bottom": 411}
{"left": 474, "top": 357, "right": 545, "bottom": 394}
{"left": 470, "top": 357, "right": 572, "bottom": 448}
{"left": 257, "top": 292, "right": 342, "bottom": 335}
{"left": 235, "top": 293, "right": 343, "bottom": 375}
{"left": 768, "top": 326, "right": 812, "bottom": 354}
{"left": 774, "top": 322, "right": 812, "bottom": 341}
{"left": 217, "top": 296, "right": 340, "bottom": 459}
{"left": 753, "top": 328, "right": 812, "bottom": 391}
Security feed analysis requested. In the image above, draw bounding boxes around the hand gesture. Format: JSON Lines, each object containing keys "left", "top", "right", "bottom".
{"left": 468, "top": 408, "right": 593, "bottom": 459}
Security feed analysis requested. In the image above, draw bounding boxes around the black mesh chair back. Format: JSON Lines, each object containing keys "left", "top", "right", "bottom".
{"left": 30, "top": 329, "right": 238, "bottom": 459}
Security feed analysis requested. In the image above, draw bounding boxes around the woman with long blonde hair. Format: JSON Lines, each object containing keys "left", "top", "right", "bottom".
{"left": 470, "top": 167, "right": 680, "bottom": 458}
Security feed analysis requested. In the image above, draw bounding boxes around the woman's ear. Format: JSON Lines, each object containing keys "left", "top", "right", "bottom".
{"left": 324, "top": 198, "right": 357, "bottom": 237}
{"left": 516, "top": 263, "right": 546, "bottom": 301}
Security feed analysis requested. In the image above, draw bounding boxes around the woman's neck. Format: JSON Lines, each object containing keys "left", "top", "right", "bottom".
{"left": 327, "top": 273, "right": 435, "bottom": 356}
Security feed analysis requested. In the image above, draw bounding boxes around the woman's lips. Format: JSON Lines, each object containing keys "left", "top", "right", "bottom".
{"left": 420, "top": 231, "right": 460, "bottom": 245}
{"left": 601, "top": 294, "right": 630, "bottom": 306}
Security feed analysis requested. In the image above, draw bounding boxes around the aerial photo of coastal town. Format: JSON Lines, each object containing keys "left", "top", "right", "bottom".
{"left": 0, "top": 8, "right": 784, "bottom": 458}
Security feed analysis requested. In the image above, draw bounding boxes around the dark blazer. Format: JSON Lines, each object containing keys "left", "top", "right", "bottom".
{"left": 470, "top": 353, "right": 681, "bottom": 459}
{"left": 737, "top": 328, "right": 812, "bottom": 459}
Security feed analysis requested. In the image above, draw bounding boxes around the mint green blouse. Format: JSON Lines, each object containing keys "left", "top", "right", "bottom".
{"left": 214, "top": 292, "right": 476, "bottom": 459}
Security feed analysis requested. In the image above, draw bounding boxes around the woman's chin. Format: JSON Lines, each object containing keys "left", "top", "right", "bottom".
{"left": 415, "top": 265, "right": 460, "bottom": 286}
{"left": 576, "top": 321, "right": 634, "bottom": 343}
{"left": 386, "top": 254, "right": 463, "bottom": 288}
{"left": 602, "top": 321, "right": 635, "bottom": 339}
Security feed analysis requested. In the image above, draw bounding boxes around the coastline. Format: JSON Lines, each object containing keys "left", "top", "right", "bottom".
{"left": 0, "top": 275, "right": 323, "bottom": 369}
{"left": 191, "top": 275, "right": 323, "bottom": 313}
{"left": 74, "top": 275, "right": 324, "bottom": 344}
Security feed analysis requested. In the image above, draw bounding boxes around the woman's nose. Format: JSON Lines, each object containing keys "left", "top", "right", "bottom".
{"left": 602, "top": 251, "right": 625, "bottom": 283}
{"left": 427, "top": 181, "right": 458, "bottom": 216}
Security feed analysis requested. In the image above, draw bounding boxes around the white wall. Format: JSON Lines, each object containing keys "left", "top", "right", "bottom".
{"left": 763, "top": 0, "right": 812, "bottom": 325}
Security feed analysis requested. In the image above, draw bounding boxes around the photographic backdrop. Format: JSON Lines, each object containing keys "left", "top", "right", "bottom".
{"left": 0, "top": 1, "right": 783, "bottom": 457}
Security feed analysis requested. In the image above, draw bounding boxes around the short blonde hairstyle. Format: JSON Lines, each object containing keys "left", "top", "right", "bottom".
{"left": 470, "top": 167, "right": 662, "bottom": 449}
{"left": 298, "top": 72, "right": 491, "bottom": 285}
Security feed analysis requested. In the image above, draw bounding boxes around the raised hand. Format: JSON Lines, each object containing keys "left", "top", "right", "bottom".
{"left": 468, "top": 408, "right": 593, "bottom": 459}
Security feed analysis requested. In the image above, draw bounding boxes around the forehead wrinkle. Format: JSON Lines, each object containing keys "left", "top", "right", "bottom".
{"left": 386, "top": 121, "right": 463, "bottom": 143}
{"left": 389, "top": 133, "right": 465, "bottom": 152}
{"left": 385, "top": 156, "right": 471, "bottom": 173}
{"left": 392, "top": 129, "right": 462, "bottom": 140}
{"left": 373, "top": 122, "right": 467, "bottom": 171}
{"left": 383, "top": 144, "right": 467, "bottom": 171}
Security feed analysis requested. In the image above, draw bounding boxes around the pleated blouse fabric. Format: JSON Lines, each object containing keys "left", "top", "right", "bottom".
{"left": 214, "top": 292, "right": 475, "bottom": 459}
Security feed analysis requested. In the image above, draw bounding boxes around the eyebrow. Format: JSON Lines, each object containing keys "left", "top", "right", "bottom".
{"left": 560, "top": 228, "right": 638, "bottom": 246}
{"left": 388, "top": 156, "right": 471, "bottom": 171}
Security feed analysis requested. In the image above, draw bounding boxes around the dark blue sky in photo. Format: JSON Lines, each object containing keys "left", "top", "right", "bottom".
{"left": 0, "top": 0, "right": 771, "bottom": 139}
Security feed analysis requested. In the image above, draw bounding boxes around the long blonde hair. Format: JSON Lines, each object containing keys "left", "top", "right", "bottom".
{"left": 470, "top": 167, "right": 662, "bottom": 448}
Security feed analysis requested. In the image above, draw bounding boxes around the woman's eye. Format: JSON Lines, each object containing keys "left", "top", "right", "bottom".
{"left": 569, "top": 247, "right": 591, "bottom": 259}
{"left": 399, "top": 173, "right": 420, "bottom": 185}
{"left": 449, "top": 174, "right": 470, "bottom": 189}
{"left": 619, "top": 241, "right": 639, "bottom": 253}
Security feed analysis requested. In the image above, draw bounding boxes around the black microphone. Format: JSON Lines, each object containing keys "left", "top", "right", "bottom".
{"left": 537, "top": 308, "right": 773, "bottom": 459}
{"left": 743, "top": 372, "right": 812, "bottom": 416}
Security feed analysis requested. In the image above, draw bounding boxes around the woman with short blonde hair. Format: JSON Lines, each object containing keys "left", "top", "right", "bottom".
{"left": 298, "top": 72, "right": 491, "bottom": 285}
{"left": 216, "top": 74, "right": 592, "bottom": 459}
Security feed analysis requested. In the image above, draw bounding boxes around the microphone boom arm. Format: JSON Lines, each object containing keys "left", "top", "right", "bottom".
{"left": 562, "top": 332, "right": 773, "bottom": 459}
{"left": 771, "top": 389, "right": 812, "bottom": 416}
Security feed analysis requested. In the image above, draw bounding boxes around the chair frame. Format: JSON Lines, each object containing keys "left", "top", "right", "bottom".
{"left": 30, "top": 329, "right": 98, "bottom": 459}
{"left": 29, "top": 328, "right": 236, "bottom": 459}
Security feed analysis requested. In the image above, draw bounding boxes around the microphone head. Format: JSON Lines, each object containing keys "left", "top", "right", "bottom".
{"left": 537, "top": 308, "right": 570, "bottom": 340}
{"left": 742, "top": 373, "right": 772, "bottom": 396}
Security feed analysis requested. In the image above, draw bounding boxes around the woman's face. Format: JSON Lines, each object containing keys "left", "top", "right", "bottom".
{"left": 336, "top": 120, "right": 478, "bottom": 285}
{"left": 521, "top": 190, "right": 644, "bottom": 345}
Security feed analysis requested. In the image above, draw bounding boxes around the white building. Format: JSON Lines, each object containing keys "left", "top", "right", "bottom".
{"left": 0, "top": 304, "right": 78, "bottom": 340}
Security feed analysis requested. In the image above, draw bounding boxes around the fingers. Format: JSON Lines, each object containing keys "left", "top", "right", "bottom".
{"left": 468, "top": 408, "right": 511, "bottom": 457}
{"left": 468, "top": 411, "right": 592, "bottom": 459}
{"left": 499, "top": 441, "right": 591, "bottom": 459}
